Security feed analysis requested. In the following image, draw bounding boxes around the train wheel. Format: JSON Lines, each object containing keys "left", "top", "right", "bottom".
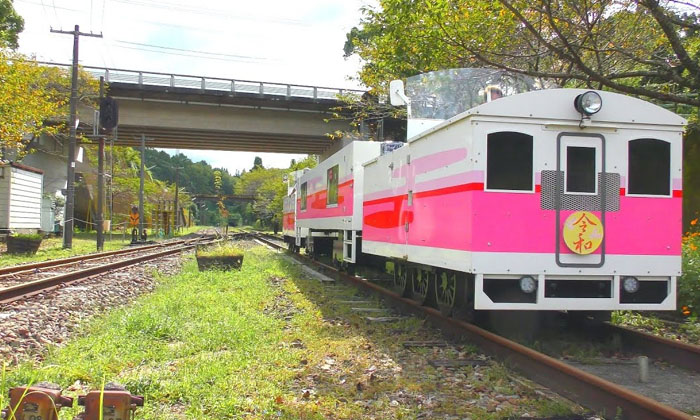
{"left": 435, "top": 270, "right": 463, "bottom": 316}
{"left": 409, "top": 268, "right": 432, "bottom": 305}
{"left": 393, "top": 263, "right": 409, "bottom": 296}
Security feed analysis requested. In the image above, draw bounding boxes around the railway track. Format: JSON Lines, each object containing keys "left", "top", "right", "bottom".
{"left": 0, "top": 236, "right": 217, "bottom": 305}
{"left": 251, "top": 234, "right": 697, "bottom": 420}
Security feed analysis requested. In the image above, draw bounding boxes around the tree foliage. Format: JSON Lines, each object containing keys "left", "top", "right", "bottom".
{"left": 345, "top": 0, "right": 700, "bottom": 108}
{"left": 0, "top": 0, "right": 23, "bottom": 49}
{"left": 0, "top": 53, "right": 63, "bottom": 159}
{"left": 145, "top": 149, "right": 237, "bottom": 196}
{"left": 346, "top": 0, "right": 700, "bottom": 225}
{"left": 0, "top": 53, "right": 100, "bottom": 160}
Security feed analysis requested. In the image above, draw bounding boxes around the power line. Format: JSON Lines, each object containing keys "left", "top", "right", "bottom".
{"left": 15, "top": 0, "right": 76, "bottom": 11}
{"left": 100, "top": 0, "right": 106, "bottom": 31}
{"left": 108, "top": 0, "right": 309, "bottom": 26}
{"left": 51, "top": 0, "right": 61, "bottom": 27}
{"left": 112, "top": 40, "right": 273, "bottom": 63}
{"left": 38, "top": 0, "right": 50, "bottom": 22}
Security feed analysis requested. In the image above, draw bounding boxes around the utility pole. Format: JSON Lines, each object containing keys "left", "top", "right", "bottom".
{"left": 51, "top": 25, "right": 102, "bottom": 249}
{"left": 96, "top": 77, "right": 105, "bottom": 251}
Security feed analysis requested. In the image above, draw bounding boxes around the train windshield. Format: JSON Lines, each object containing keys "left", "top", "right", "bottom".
{"left": 405, "top": 68, "right": 536, "bottom": 121}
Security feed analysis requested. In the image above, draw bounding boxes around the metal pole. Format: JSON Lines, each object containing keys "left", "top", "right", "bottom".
{"left": 174, "top": 167, "right": 180, "bottom": 233}
{"left": 96, "top": 77, "right": 105, "bottom": 251}
{"left": 63, "top": 25, "right": 79, "bottom": 249}
{"left": 51, "top": 25, "right": 102, "bottom": 249}
{"left": 139, "top": 134, "right": 145, "bottom": 241}
{"left": 109, "top": 127, "right": 115, "bottom": 242}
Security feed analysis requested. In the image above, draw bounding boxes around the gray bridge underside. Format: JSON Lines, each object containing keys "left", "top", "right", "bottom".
{"left": 78, "top": 82, "right": 354, "bottom": 155}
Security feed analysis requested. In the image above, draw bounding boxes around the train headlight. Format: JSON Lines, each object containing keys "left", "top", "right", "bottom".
{"left": 519, "top": 276, "right": 537, "bottom": 294}
{"left": 622, "top": 276, "right": 640, "bottom": 294}
{"left": 574, "top": 91, "right": 602, "bottom": 116}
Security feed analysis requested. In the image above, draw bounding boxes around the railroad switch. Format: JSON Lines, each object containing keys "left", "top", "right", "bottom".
{"left": 1, "top": 383, "right": 73, "bottom": 420}
{"left": 75, "top": 384, "right": 144, "bottom": 420}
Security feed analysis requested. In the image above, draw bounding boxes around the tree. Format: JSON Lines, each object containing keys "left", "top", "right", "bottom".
{"left": 346, "top": 0, "right": 700, "bottom": 225}
{"left": 253, "top": 156, "right": 263, "bottom": 170}
{"left": 0, "top": 52, "right": 99, "bottom": 160}
{"left": 0, "top": 52, "right": 64, "bottom": 159}
{"left": 345, "top": 0, "right": 700, "bottom": 108}
{"left": 0, "top": 0, "right": 24, "bottom": 49}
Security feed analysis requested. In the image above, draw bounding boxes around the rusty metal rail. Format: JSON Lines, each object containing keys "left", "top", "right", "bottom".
{"left": 600, "top": 323, "right": 700, "bottom": 374}
{"left": 0, "top": 240, "right": 209, "bottom": 305}
{"left": 251, "top": 234, "right": 694, "bottom": 420}
{"left": 0, "top": 238, "right": 205, "bottom": 278}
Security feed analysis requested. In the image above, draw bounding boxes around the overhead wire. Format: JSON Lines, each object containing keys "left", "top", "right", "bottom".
{"left": 38, "top": 0, "right": 50, "bottom": 21}
{"left": 111, "top": 40, "right": 273, "bottom": 63}
{"left": 107, "top": 0, "right": 309, "bottom": 26}
{"left": 14, "top": 0, "right": 76, "bottom": 12}
{"left": 51, "top": 0, "right": 62, "bottom": 27}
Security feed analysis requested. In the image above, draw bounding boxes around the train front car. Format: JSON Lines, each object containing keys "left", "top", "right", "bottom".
{"left": 362, "top": 87, "right": 685, "bottom": 317}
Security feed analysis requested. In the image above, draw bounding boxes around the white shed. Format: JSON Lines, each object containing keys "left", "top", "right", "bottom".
{"left": 0, "top": 163, "right": 44, "bottom": 232}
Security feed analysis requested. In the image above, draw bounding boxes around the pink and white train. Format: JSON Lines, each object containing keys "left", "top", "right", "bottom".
{"left": 283, "top": 72, "right": 685, "bottom": 318}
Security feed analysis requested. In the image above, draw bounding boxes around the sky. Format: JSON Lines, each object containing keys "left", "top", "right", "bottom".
{"left": 13, "top": 0, "right": 374, "bottom": 173}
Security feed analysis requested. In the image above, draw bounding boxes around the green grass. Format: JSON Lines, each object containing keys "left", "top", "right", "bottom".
{"left": 9, "top": 233, "right": 42, "bottom": 240}
{"left": 174, "top": 225, "right": 210, "bottom": 237}
{"left": 1, "top": 248, "right": 291, "bottom": 419}
{"left": 0, "top": 226, "right": 212, "bottom": 268}
{"left": 195, "top": 243, "right": 244, "bottom": 258}
{"left": 0, "top": 247, "right": 583, "bottom": 419}
{"left": 0, "top": 232, "right": 128, "bottom": 268}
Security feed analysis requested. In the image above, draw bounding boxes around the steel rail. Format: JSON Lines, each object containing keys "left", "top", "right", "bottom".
{"left": 0, "top": 238, "right": 207, "bottom": 277}
{"left": 600, "top": 322, "right": 700, "bottom": 374}
{"left": 252, "top": 234, "right": 693, "bottom": 420}
{"left": 0, "top": 242, "right": 204, "bottom": 305}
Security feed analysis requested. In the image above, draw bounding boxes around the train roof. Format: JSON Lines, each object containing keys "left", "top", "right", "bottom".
{"left": 410, "top": 89, "right": 686, "bottom": 142}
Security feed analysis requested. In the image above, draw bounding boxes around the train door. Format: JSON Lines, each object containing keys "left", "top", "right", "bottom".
{"left": 555, "top": 132, "right": 607, "bottom": 267}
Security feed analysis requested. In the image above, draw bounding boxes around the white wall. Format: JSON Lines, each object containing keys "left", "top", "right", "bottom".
{"left": 7, "top": 167, "right": 43, "bottom": 230}
{"left": 0, "top": 168, "right": 10, "bottom": 228}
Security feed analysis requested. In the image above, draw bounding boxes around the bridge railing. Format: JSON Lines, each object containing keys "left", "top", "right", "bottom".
{"left": 39, "top": 62, "right": 365, "bottom": 101}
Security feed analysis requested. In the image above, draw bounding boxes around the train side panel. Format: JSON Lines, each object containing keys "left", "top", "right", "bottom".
{"left": 297, "top": 141, "right": 381, "bottom": 231}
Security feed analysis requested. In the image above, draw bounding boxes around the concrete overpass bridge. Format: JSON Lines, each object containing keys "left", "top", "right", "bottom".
{"left": 71, "top": 65, "right": 363, "bottom": 155}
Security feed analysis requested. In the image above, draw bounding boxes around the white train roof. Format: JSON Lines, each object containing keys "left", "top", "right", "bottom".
{"left": 412, "top": 89, "right": 686, "bottom": 141}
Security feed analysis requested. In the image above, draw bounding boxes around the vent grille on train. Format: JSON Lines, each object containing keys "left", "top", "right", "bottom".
{"left": 540, "top": 171, "right": 620, "bottom": 211}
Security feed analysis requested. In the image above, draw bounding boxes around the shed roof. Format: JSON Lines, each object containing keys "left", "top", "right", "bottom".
{"left": 0, "top": 162, "right": 44, "bottom": 175}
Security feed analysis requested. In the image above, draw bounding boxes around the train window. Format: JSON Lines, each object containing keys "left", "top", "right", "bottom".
{"left": 566, "top": 146, "right": 596, "bottom": 193}
{"left": 486, "top": 131, "right": 533, "bottom": 191}
{"left": 628, "top": 139, "right": 670, "bottom": 195}
{"left": 301, "top": 182, "right": 307, "bottom": 210}
{"left": 327, "top": 165, "right": 339, "bottom": 205}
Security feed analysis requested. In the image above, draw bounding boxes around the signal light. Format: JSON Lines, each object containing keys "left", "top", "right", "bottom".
{"left": 99, "top": 97, "right": 119, "bottom": 132}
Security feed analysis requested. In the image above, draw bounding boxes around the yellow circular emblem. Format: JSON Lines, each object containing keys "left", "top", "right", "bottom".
{"left": 563, "top": 211, "right": 604, "bottom": 255}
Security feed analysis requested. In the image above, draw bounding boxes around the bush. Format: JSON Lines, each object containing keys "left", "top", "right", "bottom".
{"left": 679, "top": 219, "right": 700, "bottom": 317}
{"left": 196, "top": 243, "right": 244, "bottom": 258}
{"left": 195, "top": 243, "right": 244, "bottom": 271}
